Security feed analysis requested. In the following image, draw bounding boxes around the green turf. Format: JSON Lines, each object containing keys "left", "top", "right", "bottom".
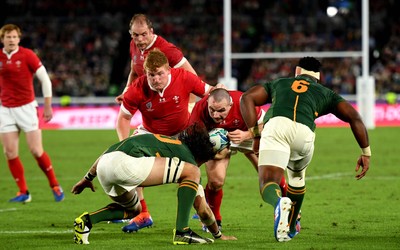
{"left": 0, "top": 127, "right": 399, "bottom": 249}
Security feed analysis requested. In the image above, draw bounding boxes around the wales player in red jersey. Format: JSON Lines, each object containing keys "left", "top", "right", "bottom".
{"left": 117, "top": 48, "right": 215, "bottom": 138}
{"left": 116, "top": 48, "right": 219, "bottom": 232}
{"left": 115, "top": 14, "right": 197, "bottom": 111}
{"left": 0, "top": 24, "right": 64, "bottom": 203}
{"left": 114, "top": 14, "right": 202, "bottom": 228}
{"left": 189, "top": 88, "right": 287, "bottom": 230}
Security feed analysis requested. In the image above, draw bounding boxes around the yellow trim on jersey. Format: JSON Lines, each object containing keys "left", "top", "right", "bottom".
{"left": 293, "top": 95, "right": 299, "bottom": 122}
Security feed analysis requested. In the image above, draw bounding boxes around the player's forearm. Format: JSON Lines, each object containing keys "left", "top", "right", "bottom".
{"left": 43, "top": 96, "right": 52, "bottom": 108}
{"left": 84, "top": 157, "right": 100, "bottom": 181}
{"left": 350, "top": 119, "right": 370, "bottom": 150}
{"left": 181, "top": 60, "right": 197, "bottom": 75}
{"left": 240, "top": 94, "right": 258, "bottom": 135}
{"left": 125, "top": 62, "right": 138, "bottom": 88}
{"left": 116, "top": 117, "right": 132, "bottom": 141}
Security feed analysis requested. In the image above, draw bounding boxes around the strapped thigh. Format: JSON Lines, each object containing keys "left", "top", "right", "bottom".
{"left": 163, "top": 157, "right": 185, "bottom": 183}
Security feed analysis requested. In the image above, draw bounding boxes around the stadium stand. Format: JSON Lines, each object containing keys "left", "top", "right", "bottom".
{"left": 2, "top": 0, "right": 399, "bottom": 100}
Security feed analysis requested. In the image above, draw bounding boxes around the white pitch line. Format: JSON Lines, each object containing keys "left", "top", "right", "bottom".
{"left": 0, "top": 208, "right": 17, "bottom": 212}
{"left": 0, "top": 230, "right": 73, "bottom": 234}
{"left": 307, "top": 172, "right": 351, "bottom": 180}
{"left": 225, "top": 172, "right": 400, "bottom": 181}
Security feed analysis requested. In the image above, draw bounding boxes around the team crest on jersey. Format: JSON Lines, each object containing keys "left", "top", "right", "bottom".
{"left": 16, "top": 60, "right": 22, "bottom": 68}
{"left": 173, "top": 96, "right": 180, "bottom": 103}
{"left": 233, "top": 119, "right": 240, "bottom": 127}
{"left": 146, "top": 102, "right": 154, "bottom": 111}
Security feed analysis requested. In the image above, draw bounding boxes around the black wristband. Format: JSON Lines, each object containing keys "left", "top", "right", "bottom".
{"left": 84, "top": 172, "right": 96, "bottom": 181}
{"left": 213, "top": 230, "right": 222, "bottom": 239}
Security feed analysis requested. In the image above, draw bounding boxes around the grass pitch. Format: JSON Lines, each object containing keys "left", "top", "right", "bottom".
{"left": 0, "top": 127, "right": 399, "bottom": 249}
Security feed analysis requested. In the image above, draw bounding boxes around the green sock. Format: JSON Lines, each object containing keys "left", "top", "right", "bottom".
{"left": 287, "top": 185, "right": 306, "bottom": 233}
{"left": 176, "top": 180, "right": 198, "bottom": 232}
{"left": 89, "top": 203, "right": 126, "bottom": 224}
{"left": 261, "top": 182, "right": 282, "bottom": 207}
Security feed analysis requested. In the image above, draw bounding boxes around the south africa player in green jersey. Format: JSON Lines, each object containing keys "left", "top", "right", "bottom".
{"left": 240, "top": 57, "right": 371, "bottom": 242}
{"left": 71, "top": 122, "right": 236, "bottom": 245}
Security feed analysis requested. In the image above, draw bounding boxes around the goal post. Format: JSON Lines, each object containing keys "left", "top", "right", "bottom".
{"left": 221, "top": 0, "right": 375, "bottom": 129}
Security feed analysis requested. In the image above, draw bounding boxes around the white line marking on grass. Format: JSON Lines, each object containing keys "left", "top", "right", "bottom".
{"left": 307, "top": 172, "right": 351, "bottom": 180}
{"left": 0, "top": 208, "right": 17, "bottom": 212}
{"left": 0, "top": 230, "right": 73, "bottom": 234}
{"left": 227, "top": 172, "right": 400, "bottom": 181}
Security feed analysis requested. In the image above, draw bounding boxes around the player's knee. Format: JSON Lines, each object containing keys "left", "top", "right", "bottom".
{"left": 207, "top": 179, "right": 224, "bottom": 190}
{"left": 180, "top": 164, "right": 200, "bottom": 183}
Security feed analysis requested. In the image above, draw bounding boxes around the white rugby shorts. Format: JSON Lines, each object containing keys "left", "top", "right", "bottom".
{"left": 230, "top": 138, "right": 253, "bottom": 153}
{"left": 0, "top": 101, "right": 39, "bottom": 132}
{"left": 96, "top": 151, "right": 155, "bottom": 197}
{"left": 258, "top": 116, "right": 315, "bottom": 171}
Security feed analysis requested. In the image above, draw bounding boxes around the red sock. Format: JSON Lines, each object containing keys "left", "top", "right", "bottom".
{"left": 205, "top": 185, "right": 223, "bottom": 222}
{"left": 280, "top": 176, "right": 288, "bottom": 197}
{"left": 8, "top": 157, "right": 28, "bottom": 193}
{"left": 140, "top": 199, "right": 149, "bottom": 213}
{"left": 35, "top": 152, "right": 59, "bottom": 187}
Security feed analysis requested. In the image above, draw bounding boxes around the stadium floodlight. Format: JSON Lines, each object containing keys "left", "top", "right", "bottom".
{"left": 327, "top": 6, "right": 338, "bottom": 17}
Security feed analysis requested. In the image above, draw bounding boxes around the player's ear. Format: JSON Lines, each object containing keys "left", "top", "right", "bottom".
{"left": 295, "top": 66, "right": 302, "bottom": 76}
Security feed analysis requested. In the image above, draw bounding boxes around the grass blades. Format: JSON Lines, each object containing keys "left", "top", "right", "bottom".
{"left": 0, "top": 127, "right": 399, "bottom": 249}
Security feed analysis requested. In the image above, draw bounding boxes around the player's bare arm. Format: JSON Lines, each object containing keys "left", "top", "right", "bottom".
{"left": 333, "top": 101, "right": 371, "bottom": 179}
{"left": 240, "top": 85, "right": 268, "bottom": 137}
{"left": 115, "top": 61, "right": 138, "bottom": 104}
{"left": 71, "top": 157, "right": 100, "bottom": 194}
{"left": 116, "top": 109, "right": 133, "bottom": 141}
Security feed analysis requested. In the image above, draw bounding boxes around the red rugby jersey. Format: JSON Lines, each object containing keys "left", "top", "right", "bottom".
{"left": 0, "top": 46, "right": 42, "bottom": 107}
{"left": 122, "top": 68, "right": 207, "bottom": 136}
{"left": 130, "top": 35, "right": 184, "bottom": 78}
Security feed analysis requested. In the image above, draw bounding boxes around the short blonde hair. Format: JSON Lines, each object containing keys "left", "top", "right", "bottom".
{"left": 144, "top": 49, "right": 169, "bottom": 72}
{"left": 0, "top": 24, "right": 22, "bottom": 40}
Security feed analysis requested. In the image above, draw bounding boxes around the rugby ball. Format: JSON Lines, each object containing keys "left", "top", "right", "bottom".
{"left": 209, "top": 128, "right": 230, "bottom": 153}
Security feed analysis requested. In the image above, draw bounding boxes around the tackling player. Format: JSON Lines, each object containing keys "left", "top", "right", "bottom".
{"left": 71, "top": 122, "right": 236, "bottom": 245}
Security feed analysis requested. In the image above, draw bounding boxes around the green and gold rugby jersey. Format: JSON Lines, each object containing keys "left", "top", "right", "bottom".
{"left": 262, "top": 75, "right": 345, "bottom": 131}
{"left": 104, "top": 134, "right": 197, "bottom": 165}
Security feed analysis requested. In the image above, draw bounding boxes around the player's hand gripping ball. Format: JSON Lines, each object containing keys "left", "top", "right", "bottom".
{"left": 209, "top": 128, "right": 230, "bottom": 153}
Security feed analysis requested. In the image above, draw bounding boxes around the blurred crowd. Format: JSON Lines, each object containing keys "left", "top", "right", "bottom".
{"left": 2, "top": 0, "right": 399, "bottom": 99}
